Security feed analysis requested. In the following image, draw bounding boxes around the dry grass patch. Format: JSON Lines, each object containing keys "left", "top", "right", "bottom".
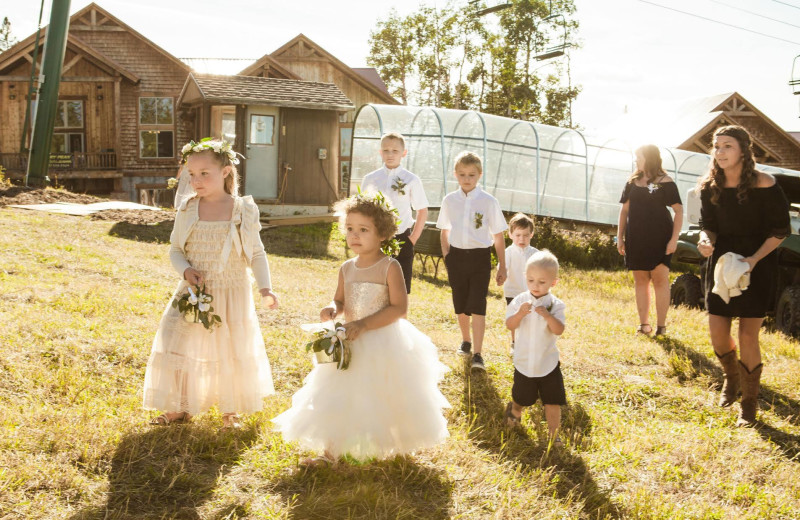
{"left": 1, "top": 207, "right": 799, "bottom": 519}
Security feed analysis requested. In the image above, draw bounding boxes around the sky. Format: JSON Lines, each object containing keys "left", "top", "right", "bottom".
{"left": 3, "top": 0, "right": 799, "bottom": 142}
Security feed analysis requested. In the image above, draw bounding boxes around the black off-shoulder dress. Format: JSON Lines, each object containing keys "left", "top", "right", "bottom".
{"left": 700, "top": 184, "right": 790, "bottom": 318}
{"left": 620, "top": 180, "right": 682, "bottom": 271}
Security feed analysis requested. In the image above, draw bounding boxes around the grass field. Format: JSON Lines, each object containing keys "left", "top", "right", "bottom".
{"left": 1, "top": 206, "right": 799, "bottom": 519}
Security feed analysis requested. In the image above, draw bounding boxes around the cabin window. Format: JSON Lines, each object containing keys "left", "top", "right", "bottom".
{"left": 249, "top": 115, "right": 274, "bottom": 145}
{"left": 52, "top": 100, "right": 85, "bottom": 153}
{"left": 139, "top": 97, "right": 174, "bottom": 158}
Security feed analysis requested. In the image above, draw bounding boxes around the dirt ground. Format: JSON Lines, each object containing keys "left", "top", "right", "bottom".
{"left": 0, "top": 184, "right": 174, "bottom": 224}
{"left": 0, "top": 184, "right": 105, "bottom": 207}
{"left": 90, "top": 209, "right": 174, "bottom": 224}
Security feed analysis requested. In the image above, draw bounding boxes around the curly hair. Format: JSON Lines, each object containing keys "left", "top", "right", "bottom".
{"left": 697, "top": 125, "right": 758, "bottom": 205}
{"left": 628, "top": 144, "right": 666, "bottom": 184}
{"left": 334, "top": 192, "right": 399, "bottom": 241}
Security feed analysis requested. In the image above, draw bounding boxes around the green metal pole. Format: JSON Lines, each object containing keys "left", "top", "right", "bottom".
{"left": 19, "top": 0, "right": 46, "bottom": 155}
{"left": 26, "top": 0, "right": 72, "bottom": 187}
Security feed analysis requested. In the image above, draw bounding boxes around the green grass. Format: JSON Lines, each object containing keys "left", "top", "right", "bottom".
{"left": 1, "top": 207, "right": 799, "bottom": 519}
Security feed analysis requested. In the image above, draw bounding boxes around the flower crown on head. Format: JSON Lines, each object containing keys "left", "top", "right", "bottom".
{"left": 354, "top": 187, "right": 399, "bottom": 216}
{"left": 339, "top": 188, "right": 404, "bottom": 257}
{"left": 181, "top": 137, "right": 243, "bottom": 165}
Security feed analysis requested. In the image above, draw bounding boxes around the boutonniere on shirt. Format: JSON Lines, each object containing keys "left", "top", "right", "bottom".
{"left": 647, "top": 183, "right": 660, "bottom": 194}
{"left": 391, "top": 177, "right": 407, "bottom": 195}
{"left": 474, "top": 212, "right": 483, "bottom": 229}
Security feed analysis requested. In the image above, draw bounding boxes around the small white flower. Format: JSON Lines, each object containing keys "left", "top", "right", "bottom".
{"left": 335, "top": 327, "right": 347, "bottom": 341}
{"left": 198, "top": 302, "right": 210, "bottom": 312}
{"left": 188, "top": 294, "right": 198, "bottom": 305}
{"left": 324, "top": 329, "right": 336, "bottom": 339}
{"left": 181, "top": 143, "right": 194, "bottom": 154}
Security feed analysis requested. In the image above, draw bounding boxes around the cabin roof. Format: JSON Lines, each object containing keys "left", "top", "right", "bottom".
{"left": 269, "top": 34, "right": 398, "bottom": 104}
{"left": 178, "top": 73, "right": 355, "bottom": 111}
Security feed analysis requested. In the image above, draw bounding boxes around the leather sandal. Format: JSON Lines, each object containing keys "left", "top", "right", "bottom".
{"left": 504, "top": 402, "right": 521, "bottom": 428}
{"left": 150, "top": 411, "right": 192, "bottom": 426}
{"left": 221, "top": 413, "right": 242, "bottom": 430}
{"left": 655, "top": 325, "right": 667, "bottom": 336}
{"left": 301, "top": 456, "right": 333, "bottom": 468}
{"left": 636, "top": 324, "right": 653, "bottom": 335}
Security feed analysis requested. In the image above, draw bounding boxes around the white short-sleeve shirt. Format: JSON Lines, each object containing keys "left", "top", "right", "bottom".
{"left": 505, "top": 291, "right": 566, "bottom": 378}
{"left": 436, "top": 186, "right": 507, "bottom": 248}
{"left": 361, "top": 166, "right": 429, "bottom": 233}
{"left": 504, "top": 244, "right": 539, "bottom": 298}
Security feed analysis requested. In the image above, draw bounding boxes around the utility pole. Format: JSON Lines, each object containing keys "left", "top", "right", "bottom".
{"left": 26, "top": 0, "right": 72, "bottom": 188}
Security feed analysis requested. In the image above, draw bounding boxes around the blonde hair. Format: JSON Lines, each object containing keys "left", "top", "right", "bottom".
{"left": 526, "top": 249, "right": 559, "bottom": 276}
{"left": 183, "top": 141, "right": 240, "bottom": 196}
{"left": 509, "top": 212, "right": 535, "bottom": 233}
{"left": 454, "top": 151, "right": 483, "bottom": 173}
{"left": 381, "top": 132, "right": 406, "bottom": 149}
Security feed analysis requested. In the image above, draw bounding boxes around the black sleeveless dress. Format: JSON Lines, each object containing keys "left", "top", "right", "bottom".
{"left": 620, "top": 180, "right": 682, "bottom": 271}
{"left": 700, "top": 184, "right": 790, "bottom": 318}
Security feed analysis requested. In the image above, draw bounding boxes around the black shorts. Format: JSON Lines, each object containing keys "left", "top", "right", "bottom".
{"left": 393, "top": 229, "right": 414, "bottom": 294}
{"left": 512, "top": 363, "right": 567, "bottom": 407}
{"left": 444, "top": 246, "right": 491, "bottom": 316}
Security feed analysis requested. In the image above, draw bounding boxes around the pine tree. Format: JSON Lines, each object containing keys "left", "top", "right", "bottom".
{"left": 0, "top": 17, "right": 18, "bottom": 52}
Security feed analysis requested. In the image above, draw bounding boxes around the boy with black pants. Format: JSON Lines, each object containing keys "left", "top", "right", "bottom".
{"left": 505, "top": 250, "right": 567, "bottom": 446}
{"left": 361, "top": 132, "right": 428, "bottom": 293}
{"left": 437, "top": 151, "right": 507, "bottom": 371}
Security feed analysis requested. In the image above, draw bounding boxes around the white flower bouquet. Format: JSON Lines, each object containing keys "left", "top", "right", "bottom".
{"left": 172, "top": 284, "right": 222, "bottom": 331}
{"left": 301, "top": 321, "right": 351, "bottom": 370}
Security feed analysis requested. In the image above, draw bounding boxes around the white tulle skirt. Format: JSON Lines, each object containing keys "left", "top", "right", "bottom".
{"left": 272, "top": 319, "right": 451, "bottom": 460}
{"left": 142, "top": 280, "right": 274, "bottom": 415}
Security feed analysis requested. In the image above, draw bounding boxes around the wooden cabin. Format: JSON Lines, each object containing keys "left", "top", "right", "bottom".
{"left": 178, "top": 73, "right": 353, "bottom": 208}
{"left": 0, "top": 3, "right": 399, "bottom": 206}
{"left": 239, "top": 34, "right": 399, "bottom": 195}
{"left": 0, "top": 3, "right": 192, "bottom": 199}
{"left": 673, "top": 93, "right": 800, "bottom": 171}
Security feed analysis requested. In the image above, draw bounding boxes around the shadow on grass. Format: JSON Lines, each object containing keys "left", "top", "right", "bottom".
{"left": 756, "top": 422, "right": 800, "bottom": 462}
{"left": 271, "top": 456, "right": 453, "bottom": 519}
{"left": 262, "top": 223, "right": 342, "bottom": 260}
{"left": 108, "top": 221, "right": 173, "bottom": 243}
{"left": 69, "top": 423, "right": 257, "bottom": 519}
{"left": 462, "top": 360, "right": 623, "bottom": 518}
{"left": 655, "top": 335, "right": 800, "bottom": 427}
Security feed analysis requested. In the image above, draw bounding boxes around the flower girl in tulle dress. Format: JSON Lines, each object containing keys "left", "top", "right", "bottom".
{"left": 272, "top": 192, "right": 450, "bottom": 465}
{"left": 143, "top": 139, "right": 278, "bottom": 429}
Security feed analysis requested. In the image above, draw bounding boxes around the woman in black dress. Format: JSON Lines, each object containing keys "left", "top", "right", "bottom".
{"left": 618, "top": 144, "right": 683, "bottom": 335}
{"left": 698, "top": 125, "right": 789, "bottom": 427}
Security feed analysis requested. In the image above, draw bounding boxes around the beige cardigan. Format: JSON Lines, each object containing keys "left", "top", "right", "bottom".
{"left": 168, "top": 195, "right": 272, "bottom": 290}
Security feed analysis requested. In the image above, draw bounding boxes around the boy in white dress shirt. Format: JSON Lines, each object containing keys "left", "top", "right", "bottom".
{"left": 504, "top": 213, "right": 539, "bottom": 355}
{"left": 361, "top": 132, "right": 429, "bottom": 293}
{"left": 437, "top": 151, "right": 507, "bottom": 371}
{"left": 504, "top": 250, "right": 566, "bottom": 447}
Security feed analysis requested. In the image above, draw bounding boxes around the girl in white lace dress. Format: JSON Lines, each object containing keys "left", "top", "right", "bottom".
{"left": 143, "top": 139, "right": 278, "bottom": 429}
{"left": 272, "top": 192, "right": 450, "bottom": 464}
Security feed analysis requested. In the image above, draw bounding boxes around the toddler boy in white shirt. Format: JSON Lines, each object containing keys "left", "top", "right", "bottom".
{"left": 437, "top": 151, "right": 507, "bottom": 371}
{"left": 504, "top": 213, "right": 539, "bottom": 355}
{"left": 361, "top": 132, "right": 429, "bottom": 293}
{"left": 504, "top": 250, "right": 566, "bottom": 446}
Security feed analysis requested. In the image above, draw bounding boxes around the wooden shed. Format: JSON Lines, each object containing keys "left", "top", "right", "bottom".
{"left": 177, "top": 73, "right": 354, "bottom": 207}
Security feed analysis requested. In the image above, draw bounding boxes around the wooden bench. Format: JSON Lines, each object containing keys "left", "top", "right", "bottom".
{"left": 414, "top": 225, "right": 444, "bottom": 278}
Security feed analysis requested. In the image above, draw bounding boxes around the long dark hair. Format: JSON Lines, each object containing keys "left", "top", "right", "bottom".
{"left": 698, "top": 125, "right": 758, "bottom": 205}
{"left": 627, "top": 144, "right": 666, "bottom": 184}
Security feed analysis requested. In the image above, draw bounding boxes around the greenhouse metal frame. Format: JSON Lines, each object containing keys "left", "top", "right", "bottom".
{"left": 350, "top": 104, "right": 800, "bottom": 228}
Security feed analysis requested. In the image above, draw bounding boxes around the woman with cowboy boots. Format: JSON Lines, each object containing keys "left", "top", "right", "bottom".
{"left": 696, "top": 125, "right": 789, "bottom": 427}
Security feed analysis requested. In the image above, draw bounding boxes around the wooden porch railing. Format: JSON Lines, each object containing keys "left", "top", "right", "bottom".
{"left": 0, "top": 152, "right": 117, "bottom": 172}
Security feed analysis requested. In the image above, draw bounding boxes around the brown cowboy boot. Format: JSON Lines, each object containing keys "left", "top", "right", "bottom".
{"left": 715, "top": 349, "right": 740, "bottom": 407}
{"left": 736, "top": 361, "right": 763, "bottom": 427}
